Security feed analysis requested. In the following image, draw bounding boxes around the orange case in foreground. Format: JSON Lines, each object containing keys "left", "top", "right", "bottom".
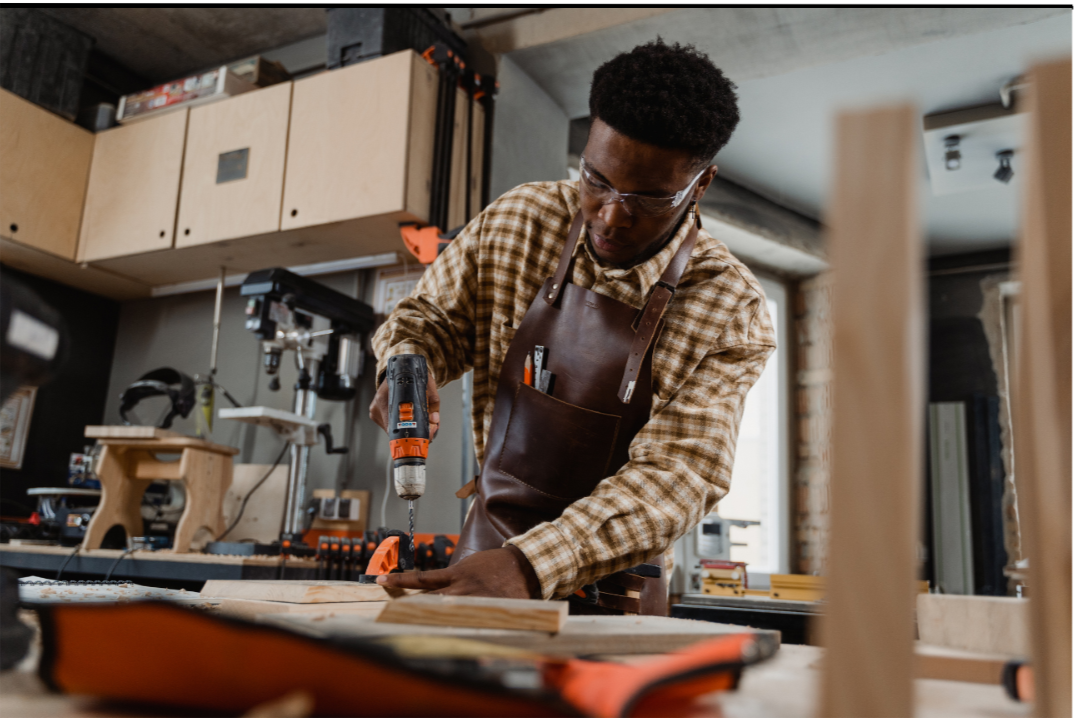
{"left": 38, "top": 601, "right": 777, "bottom": 717}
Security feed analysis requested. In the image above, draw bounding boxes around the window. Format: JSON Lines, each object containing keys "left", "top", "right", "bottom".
{"left": 672, "top": 275, "right": 791, "bottom": 593}
{"left": 719, "top": 276, "right": 790, "bottom": 579}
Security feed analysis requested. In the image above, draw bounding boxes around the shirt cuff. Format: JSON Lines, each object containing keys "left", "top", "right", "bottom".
{"left": 375, "top": 341, "right": 430, "bottom": 389}
{"left": 505, "top": 522, "right": 579, "bottom": 600}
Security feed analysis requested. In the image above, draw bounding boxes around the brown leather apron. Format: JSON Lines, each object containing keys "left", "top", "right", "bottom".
{"left": 452, "top": 207, "right": 701, "bottom": 615}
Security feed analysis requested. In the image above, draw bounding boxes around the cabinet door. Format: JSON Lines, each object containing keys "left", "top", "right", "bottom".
{"left": 78, "top": 109, "right": 188, "bottom": 262}
{"left": 0, "top": 89, "right": 94, "bottom": 260}
{"left": 281, "top": 50, "right": 437, "bottom": 231}
{"left": 176, "top": 82, "right": 292, "bottom": 248}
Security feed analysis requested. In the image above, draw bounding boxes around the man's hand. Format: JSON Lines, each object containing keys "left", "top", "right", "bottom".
{"left": 369, "top": 367, "right": 440, "bottom": 439}
{"left": 377, "top": 546, "right": 542, "bottom": 599}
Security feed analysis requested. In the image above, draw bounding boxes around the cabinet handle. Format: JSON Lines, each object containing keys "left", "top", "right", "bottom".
{"left": 9, "top": 224, "right": 17, "bottom": 233}
{"left": 184, "top": 229, "right": 190, "bottom": 236}
{"left": 290, "top": 209, "right": 298, "bottom": 217}
{"left": 159, "top": 231, "right": 166, "bottom": 238}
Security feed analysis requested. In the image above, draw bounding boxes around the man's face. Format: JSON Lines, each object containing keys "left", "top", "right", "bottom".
{"left": 579, "top": 119, "right": 717, "bottom": 267}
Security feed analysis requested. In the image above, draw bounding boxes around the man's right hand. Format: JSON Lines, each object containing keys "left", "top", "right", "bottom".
{"left": 369, "top": 368, "right": 441, "bottom": 439}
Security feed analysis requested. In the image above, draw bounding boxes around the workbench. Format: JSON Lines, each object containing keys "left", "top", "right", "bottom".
{"left": 672, "top": 592, "right": 821, "bottom": 645}
{"left": 1, "top": 603, "right": 1028, "bottom": 718}
{"left": 0, "top": 543, "right": 319, "bottom": 587}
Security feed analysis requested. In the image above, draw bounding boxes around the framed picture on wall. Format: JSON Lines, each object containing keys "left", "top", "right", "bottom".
{"left": 0, "top": 387, "right": 37, "bottom": 469}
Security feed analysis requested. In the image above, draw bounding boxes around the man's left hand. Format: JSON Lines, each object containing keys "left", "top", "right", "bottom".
{"left": 377, "top": 546, "right": 541, "bottom": 599}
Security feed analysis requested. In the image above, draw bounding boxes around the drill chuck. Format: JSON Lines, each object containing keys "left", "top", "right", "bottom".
{"left": 394, "top": 463, "right": 426, "bottom": 500}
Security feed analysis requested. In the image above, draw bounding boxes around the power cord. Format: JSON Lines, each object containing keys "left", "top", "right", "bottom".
{"left": 103, "top": 548, "right": 136, "bottom": 581}
{"left": 216, "top": 443, "right": 289, "bottom": 541}
{"left": 55, "top": 545, "right": 81, "bottom": 580}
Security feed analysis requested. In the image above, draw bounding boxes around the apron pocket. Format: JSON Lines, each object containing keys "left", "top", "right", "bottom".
{"left": 497, "top": 383, "right": 621, "bottom": 501}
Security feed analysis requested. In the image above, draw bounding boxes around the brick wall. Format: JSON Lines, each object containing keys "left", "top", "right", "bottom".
{"left": 793, "top": 272, "right": 832, "bottom": 575}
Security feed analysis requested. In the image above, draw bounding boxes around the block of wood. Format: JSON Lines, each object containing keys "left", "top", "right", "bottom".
{"left": 916, "top": 594, "right": 1029, "bottom": 656}
{"left": 213, "top": 598, "right": 387, "bottom": 620}
{"left": 376, "top": 594, "right": 568, "bottom": 633}
{"left": 84, "top": 425, "right": 184, "bottom": 439}
{"left": 200, "top": 580, "right": 414, "bottom": 604}
{"left": 262, "top": 613, "right": 778, "bottom": 657}
{"left": 914, "top": 642, "right": 1013, "bottom": 684}
{"left": 770, "top": 573, "right": 825, "bottom": 602}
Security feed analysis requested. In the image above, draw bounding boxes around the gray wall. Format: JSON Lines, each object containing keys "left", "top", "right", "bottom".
{"left": 489, "top": 55, "right": 570, "bottom": 198}
{"left": 103, "top": 270, "right": 466, "bottom": 536}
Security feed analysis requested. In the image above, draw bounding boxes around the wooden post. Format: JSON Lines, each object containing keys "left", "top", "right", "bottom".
{"left": 819, "top": 104, "right": 922, "bottom": 717}
{"left": 1013, "top": 58, "right": 1071, "bottom": 718}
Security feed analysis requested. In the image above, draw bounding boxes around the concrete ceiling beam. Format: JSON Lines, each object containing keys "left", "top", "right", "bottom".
{"left": 463, "top": 8, "right": 676, "bottom": 56}
{"left": 500, "top": 7, "right": 1069, "bottom": 118}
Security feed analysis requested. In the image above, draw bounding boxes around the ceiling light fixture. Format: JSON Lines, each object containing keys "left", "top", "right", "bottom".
{"left": 994, "top": 150, "right": 1014, "bottom": 184}
{"left": 944, "top": 135, "right": 961, "bottom": 171}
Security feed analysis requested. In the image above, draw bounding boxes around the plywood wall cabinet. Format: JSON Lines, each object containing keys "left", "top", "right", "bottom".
{"left": 0, "top": 89, "right": 94, "bottom": 260}
{"left": 78, "top": 109, "right": 189, "bottom": 262}
{"left": 176, "top": 82, "right": 292, "bottom": 248}
{"left": 282, "top": 50, "right": 437, "bottom": 231}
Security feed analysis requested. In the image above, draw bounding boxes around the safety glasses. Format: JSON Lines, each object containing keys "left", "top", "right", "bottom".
{"left": 578, "top": 155, "right": 707, "bottom": 217}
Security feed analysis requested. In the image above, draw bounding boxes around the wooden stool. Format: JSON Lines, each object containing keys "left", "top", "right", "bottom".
{"left": 82, "top": 435, "right": 240, "bottom": 553}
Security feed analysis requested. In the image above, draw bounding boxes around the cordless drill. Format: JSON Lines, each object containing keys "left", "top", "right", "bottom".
{"left": 387, "top": 354, "right": 430, "bottom": 555}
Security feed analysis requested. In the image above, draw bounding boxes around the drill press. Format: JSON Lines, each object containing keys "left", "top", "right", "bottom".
{"left": 218, "top": 268, "right": 374, "bottom": 549}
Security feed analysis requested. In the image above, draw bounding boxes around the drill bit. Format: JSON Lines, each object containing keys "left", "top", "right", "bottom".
{"left": 408, "top": 500, "right": 415, "bottom": 559}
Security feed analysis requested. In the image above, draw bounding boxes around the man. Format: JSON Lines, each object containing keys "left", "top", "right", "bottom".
{"left": 370, "top": 40, "right": 775, "bottom": 609}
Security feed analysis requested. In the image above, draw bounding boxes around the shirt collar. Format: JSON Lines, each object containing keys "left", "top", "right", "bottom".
{"left": 572, "top": 194, "right": 697, "bottom": 291}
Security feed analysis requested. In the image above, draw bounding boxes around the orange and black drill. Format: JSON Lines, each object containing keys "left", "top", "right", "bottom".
{"left": 387, "top": 354, "right": 430, "bottom": 556}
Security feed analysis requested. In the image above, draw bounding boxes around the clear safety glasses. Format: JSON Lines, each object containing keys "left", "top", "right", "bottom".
{"left": 578, "top": 155, "right": 707, "bottom": 217}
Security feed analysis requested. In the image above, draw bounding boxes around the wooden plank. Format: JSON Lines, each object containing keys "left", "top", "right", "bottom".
{"left": 85, "top": 425, "right": 183, "bottom": 440}
{"left": 916, "top": 594, "right": 1029, "bottom": 656}
{"left": 0, "top": 89, "right": 94, "bottom": 260}
{"left": 214, "top": 598, "right": 386, "bottom": 621}
{"left": 282, "top": 50, "right": 420, "bottom": 231}
{"left": 405, "top": 53, "right": 438, "bottom": 221}
{"left": 819, "top": 104, "right": 922, "bottom": 718}
{"left": 914, "top": 643, "right": 1011, "bottom": 685}
{"left": 94, "top": 436, "right": 239, "bottom": 455}
{"left": 376, "top": 594, "right": 567, "bottom": 633}
{"left": 1014, "top": 58, "right": 1072, "bottom": 718}
{"left": 78, "top": 108, "right": 189, "bottom": 262}
{"left": 262, "top": 613, "right": 778, "bottom": 657}
{"left": 222, "top": 464, "right": 288, "bottom": 543}
{"left": 469, "top": 102, "right": 485, "bottom": 219}
{"left": 176, "top": 82, "right": 292, "bottom": 247}
{"left": 446, "top": 87, "right": 470, "bottom": 230}
{"left": 200, "top": 579, "right": 406, "bottom": 603}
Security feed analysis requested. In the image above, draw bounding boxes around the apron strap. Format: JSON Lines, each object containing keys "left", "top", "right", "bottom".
{"left": 617, "top": 205, "right": 702, "bottom": 404}
{"left": 544, "top": 212, "right": 586, "bottom": 306}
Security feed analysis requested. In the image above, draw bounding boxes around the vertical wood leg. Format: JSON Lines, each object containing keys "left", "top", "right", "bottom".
{"left": 82, "top": 446, "right": 149, "bottom": 550}
{"left": 172, "top": 449, "right": 233, "bottom": 553}
{"left": 819, "top": 104, "right": 922, "bottom": 718}
{"left": 1014, "top": 59, "right": 1071, "bottom": 718}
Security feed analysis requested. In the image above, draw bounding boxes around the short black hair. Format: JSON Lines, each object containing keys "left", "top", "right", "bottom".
{"left": 589, "top": 39, "right": 739, "bottom": 165}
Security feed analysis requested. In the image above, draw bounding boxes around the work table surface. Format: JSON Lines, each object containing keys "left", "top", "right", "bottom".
{"left": 2, "top": 606, "right": 1029, "bottom": 718}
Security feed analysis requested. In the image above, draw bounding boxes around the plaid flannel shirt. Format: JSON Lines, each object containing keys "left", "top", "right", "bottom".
{"left": 373, "top": 180, "right": 776, "bottom": 599}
